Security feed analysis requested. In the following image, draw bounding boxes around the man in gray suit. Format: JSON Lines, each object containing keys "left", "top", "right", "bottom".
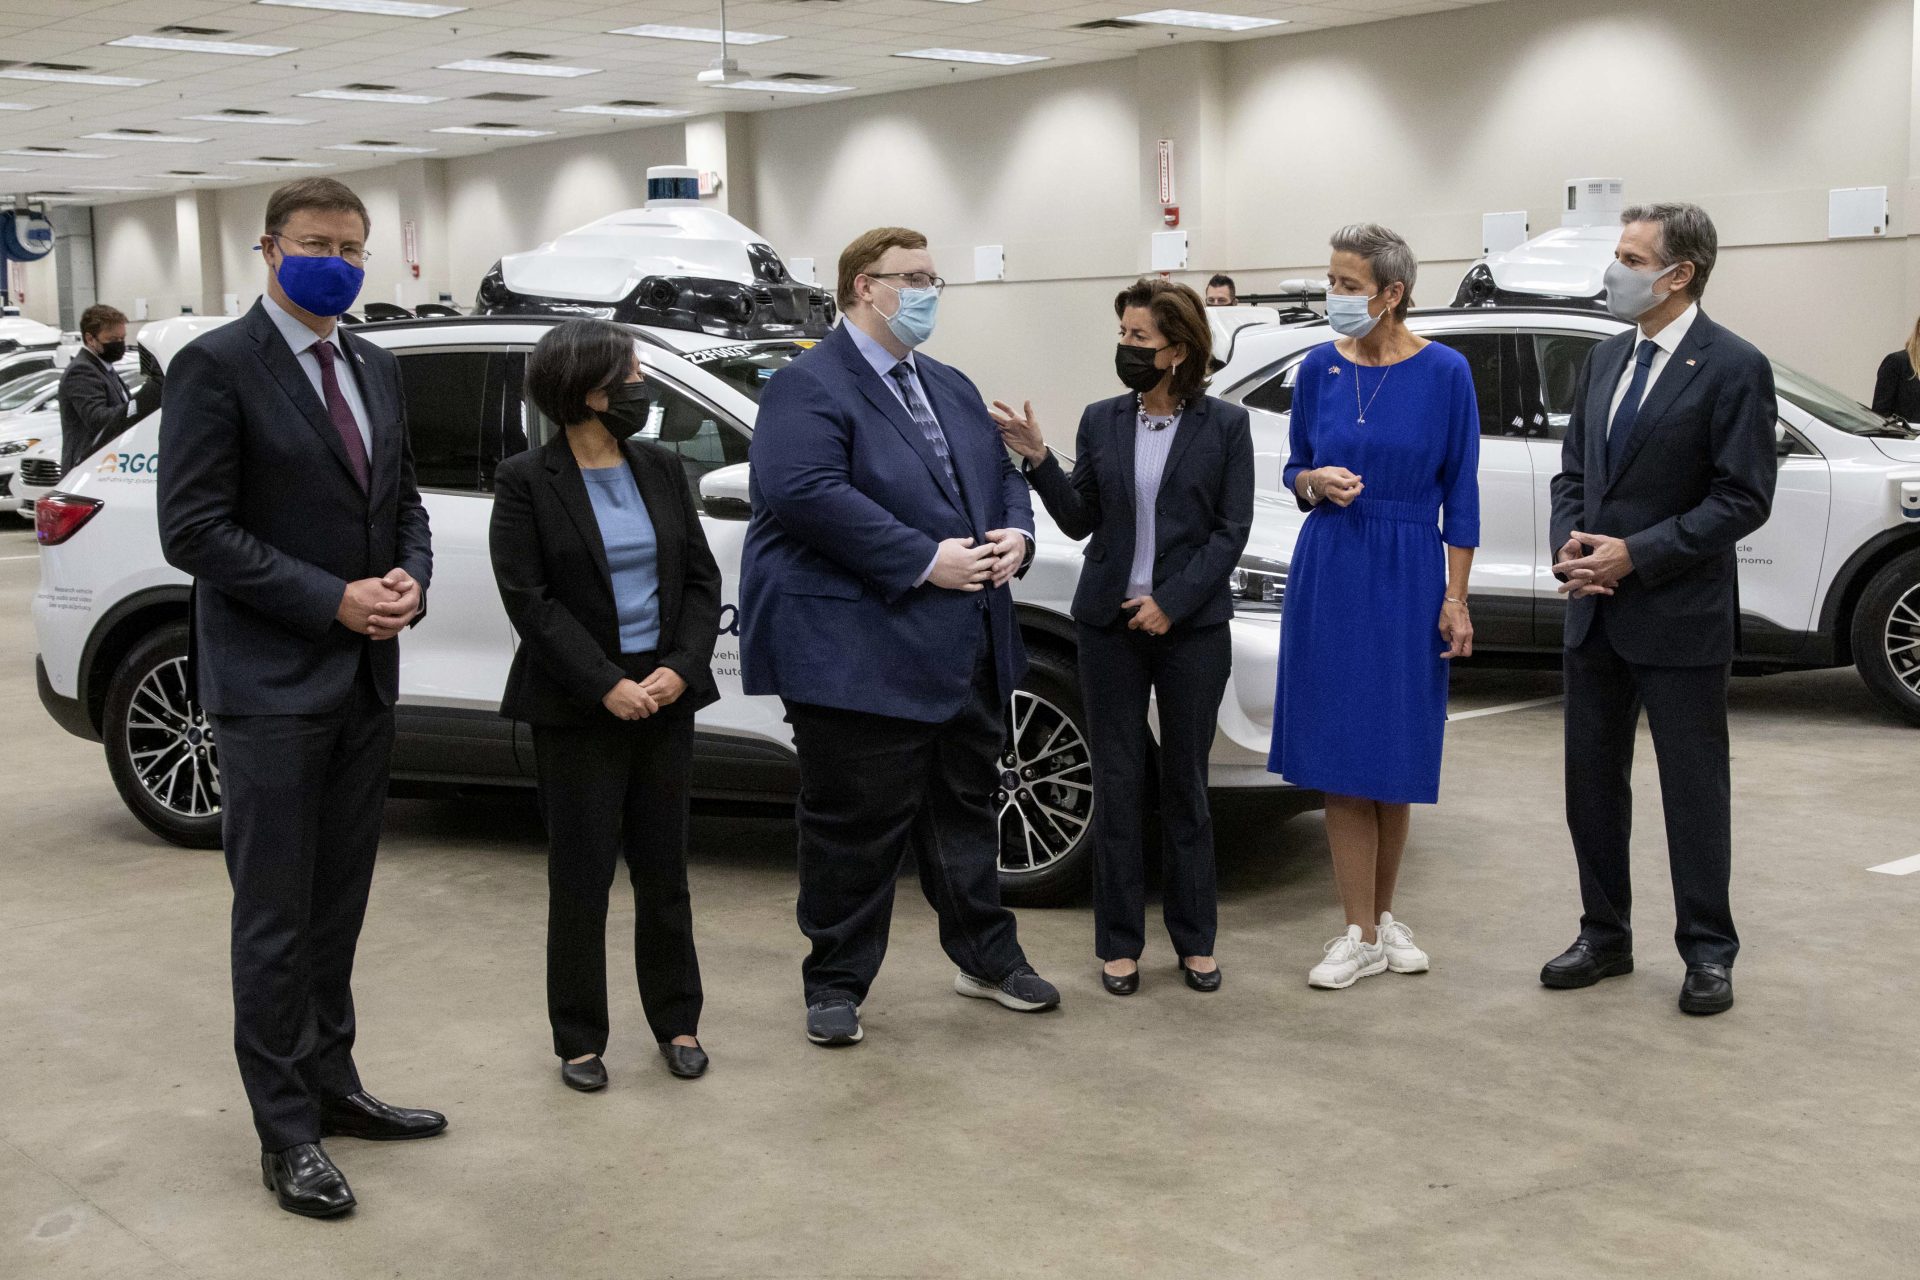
{"left": 57, "top": 303, "right": 158, "bottom": 475}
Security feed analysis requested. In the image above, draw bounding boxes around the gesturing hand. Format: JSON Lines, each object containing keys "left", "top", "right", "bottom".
{"left": 338, "top": 577, "right": 401, "bottom": 637}
{"left": 929, "top": 537, "right": 995, "bottom": 592}
{"left": 983, "top": 528, "right": 1027, "bottom": 588}
{"left": 602, "top": 678, "right": 660, "bottom": 721}
{"left": 1124, "top": 596, "right": 1172, "bottom": 636}
{"left": 367, "top": 568, "right": 421, "bottom": 640}
{"left": 988, "top": 400, "right": 1048, "bottom": 464}
{"left": 1311, "top": 467, "right": 1365, "bottom": 507}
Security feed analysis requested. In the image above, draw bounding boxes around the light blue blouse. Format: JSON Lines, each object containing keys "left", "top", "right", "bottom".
{"left": 580, "top": 463, "right": 662, "bottom": 654}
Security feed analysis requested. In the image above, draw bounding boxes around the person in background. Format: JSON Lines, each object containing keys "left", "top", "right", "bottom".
{"left": 1267, "top": 223, "right": 1480, "bottom": 991}
{"left": 1204, "top": 275, "right": 1238, "bottom": 307}
{"left": 993, "top": 279, "right": 1253, "bottom": 996}
{"left": 740, "top": 225, "right": 1060, "bottom": 1049}
{"left": 157, "top": 178, "right": 439, "bottom": 1219}
{"left": 489, "top": 319, "right": 721, "bottom": 1093}
{"left": 1872, "top": 318, "right": 1920, "bottom": 421}
{"left": 58, "top": 303, "right": 160, "bottom": 475}
{"left": 1543, "top": 203, "right": 1777, "bottom": 1017}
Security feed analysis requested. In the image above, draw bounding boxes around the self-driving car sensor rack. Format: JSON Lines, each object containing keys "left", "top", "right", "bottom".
{"left": 474, "top": 261, "right": 835, "bottom": 342}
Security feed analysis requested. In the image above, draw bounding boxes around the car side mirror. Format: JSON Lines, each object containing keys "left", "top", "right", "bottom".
{"left": 699, "top": 461, "right": 752, "bottom": 521}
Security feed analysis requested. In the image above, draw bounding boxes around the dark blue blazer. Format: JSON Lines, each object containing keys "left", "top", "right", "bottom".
{"left": 739, "top": 323, "right": 1032, "bottom": 723}
{"left": 158, "top": 300, "right": 433, "bottom": 715}
{"left": 1026, "top": 393, "right": 1254, "bottom": 629}
{"left": 1549, "top": 310, "right": 1777, "bottom": 667}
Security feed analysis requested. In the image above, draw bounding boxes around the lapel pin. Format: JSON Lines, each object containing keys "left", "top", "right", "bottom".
{"left": 1685, "top": 358, "right": 1696, "bottom": 366}
{"left": 1328, "top": 365, "right": 1341, "bottom": 375}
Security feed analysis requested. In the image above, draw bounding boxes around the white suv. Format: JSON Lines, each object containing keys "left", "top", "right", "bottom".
{"left": 32, "top": 315, "right": 1309, "bottom": 905}
{"left": 1215, "top": 306, "right": 1920, "bottom": 725}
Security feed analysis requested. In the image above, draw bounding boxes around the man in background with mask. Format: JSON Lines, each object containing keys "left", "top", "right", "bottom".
{"left": 1542, "top": 202, "right": 1777, "bottom": 1017}
{"left": 58, "top": 303, "right": 159, "bottom": 475}
{"left": 740, "top": 225, "right": 1059, "bottom": 1049}
{"left": 158, "top": 178, "right": 439, "bottom": 1218}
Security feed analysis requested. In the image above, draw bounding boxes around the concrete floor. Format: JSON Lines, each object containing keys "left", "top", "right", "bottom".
{"left": 2, "top": 520, "right": 1916, "bottom": 1280}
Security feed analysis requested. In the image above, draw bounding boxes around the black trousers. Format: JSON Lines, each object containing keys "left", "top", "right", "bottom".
{"left": 1078, "top": 619, "right": 1232, "bottom": 962}
{"left": 1563, "top": 610, "right": 1738, "bottom": 968}
{"left": 784, "top": 640, "right": 1027, "bottom": 1005}
{"left": 212, "top": 671, "right": 392, "bottom": 1153}
{"left": 533, "top": 707, "right": 702, "bottom": 1059}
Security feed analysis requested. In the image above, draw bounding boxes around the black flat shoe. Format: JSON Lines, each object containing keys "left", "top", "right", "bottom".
{"left": 261, "top": 1142, "right": 355, "bottom": 1218}
{"left": 660, "top": 1042, "right": 709, "bottom": 1079}
{"left": 560, "top": 1056, "right": 608, "bottom": 1092}
{"left": 1539, "top": 938, "right": 1634, "bottom": 989}
{"left": 320, "top": 1091, "right": 448, "bottom": 1141}
{"left": 1180, "top": 959, "right": 1222, "bottom": 993}
{"left": 1678, "top": 964, "right": 1734, "bottom": 1016}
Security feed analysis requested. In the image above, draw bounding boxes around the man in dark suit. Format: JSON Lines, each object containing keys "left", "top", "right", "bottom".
{"left": 740, "top": 226, "right": 1059, "bottom": 1047}
{"left": 58, "top": 303, "right": 159, "bottom": 475}
{"left": 1542, "top": 202, "right": 1778, "bottom": 1016}
{"left": 158, "top": 178, "right": 440, "bottom": 1218}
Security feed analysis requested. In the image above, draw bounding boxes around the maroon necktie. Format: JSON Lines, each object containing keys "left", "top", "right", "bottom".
{"left": 312, "top": 339, "right": 370, "bottom": 491}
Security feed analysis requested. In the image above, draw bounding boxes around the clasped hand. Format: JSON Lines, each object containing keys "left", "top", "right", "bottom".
{"left": 930, "top": 530, "right": 1024, "bottom": 591}
{"left": 602, "top": 667, "right": 687, "bottom": 721}
{"left": 1555, "top": 531, "right": 1634, "bottom": 598}
{"left": 337, "top": 568, "right": 420, "bottom": 640}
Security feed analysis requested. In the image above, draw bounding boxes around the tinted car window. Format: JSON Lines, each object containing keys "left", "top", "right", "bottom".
{"left": 1242, "top": 361, "right": 1299, "bottom": 415}
{"left": 1429, "top": 333, "right": 1508, "bottom": 437}
{"left": 680, "top": 341, "right": 810, "bottom": 402}
{"left": 640, "top": 381, "right": 750, "bottom": 497}
{"left": 395, "top": 349, "right": 493, "bottom": 492}
{"left": 0, "top": 368, "right": 59, "bottom": 411}
{"left": 1533, "top": 333, "right": 1602, "bottom": 440}
{"left": 0, "top": 356, "right": 54, "bottom": 392}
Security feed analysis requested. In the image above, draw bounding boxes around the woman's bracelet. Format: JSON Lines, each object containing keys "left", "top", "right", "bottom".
{"left": 1444, "top": 596, "right": 1469, "bottom": 606}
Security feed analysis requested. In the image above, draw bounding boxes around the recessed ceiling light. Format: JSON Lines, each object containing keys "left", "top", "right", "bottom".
{"left": 62, "top": 183, "right": 155, "bottom": 192}
{"left": 925, "top": 0, "right": 986, "bottom": 4}
{"left": 0, "top": 102, "right": 40, "bottom": 112}
{"left": 561, "top": 103, "right": 691, "bottom": 119}
{"left": 83, "top": 131, "right": 212, "bottom": 143}
{"left": 151, "top": 172, "right": 244, "bottom": 180}
{"left": 0, "top": 166, "right": 34, "bottom": 173}
{"left": 608, "top": 25, "right": 785, "bottom": 45}
{"left": 894, "top": 49, "right": 1049, "bottom": 65}
{"left": 1120, "top": 9, "right": 1285, "bottom": 31}
{"left": 0, "top": 69, "right": 156, "bottom": 87}
{"left": 300, "top": 88, "right": 446, "bottom": 103}
{"left": 710, "top": 80, "right": 853, "bottom": 96}
{"left": 324, "top": 141, "right": 438, "bottom": 152}
{"left": 110, "top": 34, "right": 297, "bottom": 56}
{"left": 0, "top": 149, "right": 113, "bottom": 159}
{"left": 437, "top": 59, "right": 600, "bottom": 78}
{"left": 226, "top": 158, "right": 331, "bottom": 167}
{"left": 431, "top": 125, "right": 555, "bottom": 137}
{"left": 256, "top": 0, "right": 467, "bottom": 16}
{"left": 184, "top": 113, "right": 315, "bottom": 125}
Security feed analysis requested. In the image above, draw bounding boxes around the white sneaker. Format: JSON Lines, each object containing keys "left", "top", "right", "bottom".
{"left": 1379, "top": 911, "right": 1429, "bottom": 974}
{"left": 1308, "top": 924, "right": 1387, "bottom": 989}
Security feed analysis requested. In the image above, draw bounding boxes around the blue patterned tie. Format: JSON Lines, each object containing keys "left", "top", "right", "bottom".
{"left": 888, "top": 362, "right": 957, "bottom": 491}
{"left": 1606, "top": 339, "right": 1658, "bottom": 479}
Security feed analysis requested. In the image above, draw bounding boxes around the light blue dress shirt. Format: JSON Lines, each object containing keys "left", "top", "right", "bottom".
{"left": 580, "top": 462, "right": 663, "bottom": 654}
{"left": 263, "top": 294, "right": 371, "bottom": 456}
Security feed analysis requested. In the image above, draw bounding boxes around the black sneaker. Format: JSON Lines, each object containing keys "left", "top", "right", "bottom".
{"left": 805, "top": 998, "right": 863, "bottom": 1046}
{"left": 954, "top": 964, "right": 1061, "bottom": 1012}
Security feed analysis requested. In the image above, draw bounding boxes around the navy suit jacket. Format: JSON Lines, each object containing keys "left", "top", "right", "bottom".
{"left": 1549, "top": 310, "right": 1777, "bottom": 667}
{"left": 157, "top": 300, "right": 433, "bottom": 715}
{"left": 739, "top": 322, "right": 1032, "bottom": 723}
{"left": 1027, "top": 392, "right": 1254, "bottom": 629}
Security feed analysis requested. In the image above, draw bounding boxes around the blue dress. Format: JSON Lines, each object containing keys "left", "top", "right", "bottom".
{"left": 1268, "top": 341, "right": 1480, "bottom": 804}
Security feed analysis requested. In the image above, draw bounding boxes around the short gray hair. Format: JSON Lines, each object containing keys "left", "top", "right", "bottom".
{"left": 1330, "top": 223, "right": 1417, "bottom": 319}
{"left": 1620, "top": 202, "right": 1717, "bottom": 299}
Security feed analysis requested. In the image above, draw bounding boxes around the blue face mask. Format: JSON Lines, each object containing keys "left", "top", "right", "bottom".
{"left": 876, "top": 279, "right": 940, "bottom": 349}
{"left": 1325, "top": 291, "right": 1380, "bottom": 339}
{"left": 271, "top": 239, "right": 365, "bottom": 317}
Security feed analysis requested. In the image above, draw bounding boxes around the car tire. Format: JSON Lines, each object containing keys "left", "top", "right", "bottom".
{"left": 103, "top": 622, "right": 224, "bottom": 848}
{"left": 997, "top": 645, "right": 1096, "bottom": 907}
{"left": 1851, "top": 547, "right": 1920, "bottom": 728}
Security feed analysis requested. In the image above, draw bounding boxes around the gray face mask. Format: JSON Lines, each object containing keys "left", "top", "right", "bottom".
{"left": 1602, "top": 259, "right": 1682, "bottom": 323}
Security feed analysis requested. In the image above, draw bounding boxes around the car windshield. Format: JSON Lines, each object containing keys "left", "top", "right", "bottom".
{"left": 0, "top": 369, "right": 59, "bottom": 411}
{"left": 1772, "top": 360, "right": 1912, "bottom": 436}
{"left": 678, "top": 341, "right": 815, "bottom": 402}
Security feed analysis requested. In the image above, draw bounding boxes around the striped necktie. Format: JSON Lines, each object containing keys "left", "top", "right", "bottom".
{"left": 887, "top": 362, "right": 957, "bottom": 491}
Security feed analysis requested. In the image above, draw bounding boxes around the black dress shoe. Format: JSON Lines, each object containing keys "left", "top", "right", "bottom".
{"left": 1101, "top": 966, "right": 1139, "bottom": 996}
{"left": 660, "top": 1042, "right": 708, "bottom": 1079}
{"left": 1678, "top": 964, "right": 1734, "bottom": 1016}
{"left": 1180, "top": 959, "right": 1223, "bottom": 993}
{"left": 561, "top": 1056, "right": 608, "bottom": 1092}
{"left": 261, "top": 1142, "right": 355, "bottom": 1218}
{"left": 321, "top": 1091, "right": 448, "bottom": 1140}
{"left": 1539, "top": 938, "right": 1634, "bottom": 989}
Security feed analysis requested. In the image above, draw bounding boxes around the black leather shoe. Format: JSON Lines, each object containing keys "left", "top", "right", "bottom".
{"left": 1678, "top": 964, "right": 1734, "bottom": 1015}
{"left": 1180, "top": 959, "right": 1223, "bottom": 993}
{"left": 660, "top": 1042, "right": 708, "bottom": 1079}
{"left": 561, "top": 1056, "right": 608, "bottom": 1092}
{"left": 321, "top": 1091, "right": 448, "bottom": 1140}
{"left": 1101, "top": 965, "right": 1139, "bottom": 996}
{"left": 261, "top": 1142, "right": 355, "bottom": 1218}
{"left": 1539, "top": 939, "right": 1634, "bottom": 989}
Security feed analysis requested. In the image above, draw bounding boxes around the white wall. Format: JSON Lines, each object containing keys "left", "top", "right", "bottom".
{"left": 94, "top": 196, "right": 188, "bottom": 326}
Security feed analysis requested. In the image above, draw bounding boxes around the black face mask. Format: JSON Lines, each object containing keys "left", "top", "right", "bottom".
{"left": 97, "top": 340, "right": 127, "bottom": 364}
{"left": 598, "top": 381, "right": 651, "bottom": 441}
{"left": 1115, "top": 343, "right": 1169, "bottom": 394}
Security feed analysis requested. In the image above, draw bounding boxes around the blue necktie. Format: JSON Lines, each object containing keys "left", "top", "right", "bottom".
{"left": 1606, "top": 339, "right": 1658, "bottom": 479}
{"left": 888, "top": 362, "right": 957, "bottom": 491}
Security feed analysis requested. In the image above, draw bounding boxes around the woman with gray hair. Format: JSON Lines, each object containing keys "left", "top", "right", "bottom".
{"left": 1267, "top": 223, "right": 1481, "bottom": 989}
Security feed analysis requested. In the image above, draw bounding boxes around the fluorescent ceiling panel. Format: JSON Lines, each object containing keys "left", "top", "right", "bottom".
{"left": 83, "top": 132, "right": 211, "bottom": 143}
{"left": 437, "top": 60, "right": 600, "bottom": 78}
{"left": 1121, "top": 9, "right": 1285, "bottom": 30}
{"left": 0, "top": 149, "right": 113, "bottom": 159}
{"left": 710, "top": 80, "right": 853, "bottom": 95}
{"left": 0, "top": 103, "right": 40, "bottom": 112}
{"left": 0, "top": 69, "right": 156, "bottom": 87}
{"left": 62, "top": 183, "right": 155, "bottom": 192}
{"left": 431, "top": 125, "right": 554, "bottom": 136}
{"left": 226, "top": 158, "right": 331, "bottom": 167}
{"left": 324, "top": 142, "right": 438, "bottom": 152}
{"left": 894, "top": 49, "right": 1049, "bottom": 65}
{"left": 184, "top": 114, "right": 315, "bottom": 125}
{"left": 300, "top": 88, "right": 446, "bottom": 103}
{"left": 149, "top": 173, "right": 243, "bottom": 180}
{"left": 110, "top": 35, "right": 297, "bottom": 56}
{"left": 561, "top": 104, "right": 690, "bottom": 118}
{"left": 609, "top": 25, "right": 784, "bottom": 45}
{"left": 256, "top": 0, "right": 467, "bottom": 16}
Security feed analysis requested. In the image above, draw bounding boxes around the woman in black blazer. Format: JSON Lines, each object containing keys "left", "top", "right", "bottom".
{"left": 1873, "top": 320, "right": 1920, "bottom": 421}
{"left": 489, "top": 319, "right": 723, "bottom": 1091}
{"left": 992, "top": 278, "right": 1255, "bottom": 995}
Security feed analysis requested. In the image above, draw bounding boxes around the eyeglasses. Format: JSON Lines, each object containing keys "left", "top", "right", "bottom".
{"left": 268, "top": 233, "right": 371, "bottom": 266}
{"left": 866, "top": 271, "right": 946, "bottom": 293}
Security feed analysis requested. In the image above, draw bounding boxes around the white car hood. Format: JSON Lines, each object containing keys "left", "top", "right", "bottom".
{"left": 501, "top": 204, "right": 776, "bottom": 303}
{"left": 1872, "top": 436, "right": 1920, "bottom": 464}
{"left": 0, "top": 316, "right": 61, "bottom": 349}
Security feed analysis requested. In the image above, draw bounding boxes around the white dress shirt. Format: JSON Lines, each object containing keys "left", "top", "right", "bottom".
{"left": 263, "top": 294, "right": 371, "bottom": 455}
{"left": 1607, "top": 301, "right": 1699, "bottom": 434}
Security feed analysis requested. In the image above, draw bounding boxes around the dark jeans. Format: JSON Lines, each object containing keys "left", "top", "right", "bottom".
{"left": 533, "top": 702, "right": 703, "bottom": 1059}
{"left": 1563, "top": 610, "right": 1738, "bottom": 967}
{"left": 1078, "top": 619, "right": 1232, "bottom": 962}
{"left": 212, "top": 672, "right": 392, "bottom": 1152}
{"left": 784, "top": 642, "right": 1027, "bottom": 1006}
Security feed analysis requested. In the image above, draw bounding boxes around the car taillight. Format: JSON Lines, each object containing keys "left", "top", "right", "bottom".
{"left": 35, "top": 494, "right": 103, "bottom": 546}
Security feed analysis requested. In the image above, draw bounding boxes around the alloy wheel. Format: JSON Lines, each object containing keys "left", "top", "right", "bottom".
{"left": 995, "top": 689, "right": 1094, "bottom": 876}
{"left": 1887, "top": 581, "right": 1920, "bottom": 698}
{"left": 125, "top": 656, "right": 221, "bottom": 819}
